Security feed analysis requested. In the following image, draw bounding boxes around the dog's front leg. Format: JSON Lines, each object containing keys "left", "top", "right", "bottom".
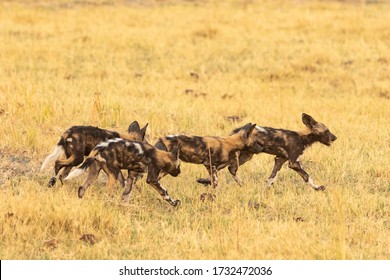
{"left": 288, "top": 161, "right": 325, "bottom": 191}
{"left": 205, "top": 165, "right": 219, "bottom": 188}
{"left": 146, "top": 167, "right": 181, "bottom": 207}
{"left": 106, "top": 171, "right": 118, "bottom": 196}
{"left": 228, "top": 163, "right": 242, "bottom": 187}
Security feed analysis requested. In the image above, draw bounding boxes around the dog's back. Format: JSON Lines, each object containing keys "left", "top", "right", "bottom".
{"left": 61, "top": 126, "right": 120, "bottom": 156}
{"left": 156, "top": 135, "right": 216, "bottom": 164}
{"left": 251, "top": 126, "right": 303, "bottom": 159}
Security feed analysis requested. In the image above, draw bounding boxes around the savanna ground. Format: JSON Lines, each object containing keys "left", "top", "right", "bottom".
{"left": 0, "top": 0, "right": 389, "bottom": 260}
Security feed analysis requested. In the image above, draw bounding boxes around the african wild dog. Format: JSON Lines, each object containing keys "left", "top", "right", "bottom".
{"left": 40, "top": 121, "right": 148, "bottom": 187}
{"left": 154, "top": 123, "right": 263, "bottom": 188}
{"left": 199, "top": 113, "right": 336, "bottom": 190}
{"left": 64, "top": 139, "right": 181, "bottom": 207}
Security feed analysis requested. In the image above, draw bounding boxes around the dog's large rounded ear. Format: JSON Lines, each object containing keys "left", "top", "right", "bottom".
{"left": 242, "top": 123, "right": 256, "bottom": 139}
{"left": 155, "top": 140, "right": 168, "bottom": 151}
{"left": 139, "top": 123, "right": 148, "bottom": 141}
{"left": 248, "top": 123, "right": 257, "bottom": 138}
{"left": 128, "top": 121, "right": 140, "bottom": 133}
{"left": 171, "top": 143, "right": 181, "bottom": 159}
{"left": 302, "top": 113, "right": 317, "bottom": 128}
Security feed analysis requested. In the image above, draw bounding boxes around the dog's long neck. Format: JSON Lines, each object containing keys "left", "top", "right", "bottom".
{"left": 225, "top": 133, "right": 246, "bottom": 151}
{"left": 299, "top": 128, "right": 319, "bottom": 148}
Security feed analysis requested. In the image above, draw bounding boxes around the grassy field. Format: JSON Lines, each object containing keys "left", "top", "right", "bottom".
{"left": 0, "top": 0, "right": 389, "bottom": 260}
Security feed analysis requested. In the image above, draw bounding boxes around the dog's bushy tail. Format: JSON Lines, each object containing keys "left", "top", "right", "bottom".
{"left": 40, "top": 139, "right": 65, "bottom": 171}
{"left": 64, "top": 157, "right": 94, "bottom": 181}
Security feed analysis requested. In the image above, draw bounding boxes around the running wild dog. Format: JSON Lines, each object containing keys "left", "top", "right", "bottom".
{"left": 208, "top": 113, "right": 337, "bottom": 190}
{"left": 154, "top": 123, "right": 263, "bottom": 188}
{"left": 40, "top": 121, "right": 148, "bottom": 187}
{"left": 65, "top": 139, "right": 181, "bottom": 207}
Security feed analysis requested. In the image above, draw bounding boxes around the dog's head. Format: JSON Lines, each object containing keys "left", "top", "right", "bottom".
{"left": 128, "top": 121, "right": 149, "bottom": 142}
{"left": 233, "top": 123, "right": 264, "bottom": 153}
{"left": 302, "top": 113, "right": 337, "bottom": 146}
{"left": 166, "top": 144, "right": 181, "bottom": 177}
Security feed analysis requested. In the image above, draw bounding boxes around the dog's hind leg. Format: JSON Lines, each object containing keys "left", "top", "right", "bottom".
{"left": 53, "top": 153, "right": 84, "bottom": 187}
{"left": 288, "top": 161, "right": 325, "bottom": 191}
{"left": 58, "top": 166, "right": 73, "bottom": 185}
{"left": 78, "top": 162, "right": 101, "bottom": 198}
{"left": 230, "top": 150, "right": 256, "bottom": 186}
{"left": 203, "top": 165, "right": 219, "bottom": 189}
{"left": 196, "top": 166, "right": 218, "bottom": 187}
{"left": 121, "top": 171, "right": 137, "bottom": 202}
{"left": 48, "top": 155, "right": 77, "bottom": 187}
{"left": 117, "top": 171, "right": 125, "bottom": 188}
{"left": 267, "top": 156, "right": 288, "bottom": 186}
{"left": 48, "top": 172, "right": 58, "bottom": 187}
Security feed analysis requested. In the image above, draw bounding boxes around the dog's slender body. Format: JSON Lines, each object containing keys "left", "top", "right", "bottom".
{"left": 154, "top": 123, "right": 263, "bottom": 188}
{"left": 65, "top": 138, "right": 181, "bottom": 207}
{"left": 40, "top": 121, "right": 148, "bottom": 187}
{"left": 199, "top": 113, "right": 337, "bottom": 190}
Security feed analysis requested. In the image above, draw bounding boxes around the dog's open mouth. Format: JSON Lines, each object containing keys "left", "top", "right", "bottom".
{"left": 323, "top": 141, "right": 332, "bottom": 146}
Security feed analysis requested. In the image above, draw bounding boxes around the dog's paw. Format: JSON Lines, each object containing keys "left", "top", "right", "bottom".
{"left": 121, "top": 194, "right": 131, "bottom": 202}
{"left": 266, "top": 177, "right": 276, "bottom": 186}
{"left": 78, "top": 187, "right": 85, "bottom": 198}
{"left": 172, "top": 200, "right": 181, "bottom": 207}
{"left": 315, "top": 185, "right": 326, "bottom": 191}
{"left": 48, "top": 177, "right": 56, "bottom": 188}
{"left": 196, "top": 178, "right": 211, "bottom": 186}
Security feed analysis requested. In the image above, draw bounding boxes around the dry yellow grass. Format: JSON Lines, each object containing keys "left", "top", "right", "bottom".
{"left": 0, "top": 0, "right": 389, "bottom": 259}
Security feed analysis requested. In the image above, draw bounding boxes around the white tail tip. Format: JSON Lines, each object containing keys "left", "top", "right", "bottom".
{"left": 64, "top": 168, "right": 85, "bottom": 181}
{"left": 40, "top": 145, "right": 64, "bottom": 172}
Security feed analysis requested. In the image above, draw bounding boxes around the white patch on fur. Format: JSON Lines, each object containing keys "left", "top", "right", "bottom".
{"left": 95, "top": 154, "right": 106, "bottom": 163}
{"left": 133, "top": 142, "right": 143, "bottom": 154}
{"left": 266, "top": 175, "right": 278, "bottom": 186}
{"left": 96, "top": 138, "right": 123, "bottom": 148}
{"left": 66, "top": 138, "right": 73, "bottom": 142}
{"left": 256, "top": 126, "right": 268, "bottom": 133}
{"left": 109, "top": 138, "right": 123, "bottom": 143}
{"left": 96, "top": 141, "right": 109, "bottom": 148}
{"left": 308, "top": 177, "right": 320, "bottom": 189}
{"left": 64, "top": 167, "right": 86, "bottom": 181}
{"left": 122, "top": 194, "right": 131, "bottom": 202}
{"left": 40, "top": 145, "right": 65, "bottom": 171}
{"left": 166, "top": 135, "right": 178, "bottom": 139}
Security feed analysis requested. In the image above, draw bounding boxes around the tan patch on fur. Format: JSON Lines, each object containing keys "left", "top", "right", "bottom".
{"left": 121, "top": 132, "right": 143, "bottom": 142}
{"left": 314, "top": 123, "right": 328, "bottom": 133}
{"left": 298, "top": 127, "right": 311, "bottom": 136}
